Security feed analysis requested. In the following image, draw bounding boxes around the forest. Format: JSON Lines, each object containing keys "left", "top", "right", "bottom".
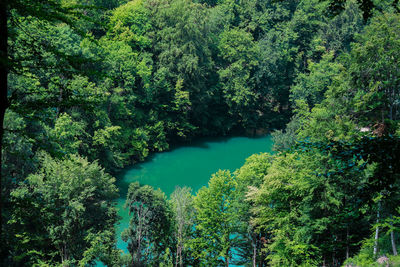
{"left": 1, "top": 0, "right": 400, "bottom": 266}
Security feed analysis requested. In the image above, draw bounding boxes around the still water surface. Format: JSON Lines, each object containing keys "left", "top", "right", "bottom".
{"left": 115, "top": 135, "right": 273, "bottom": 252}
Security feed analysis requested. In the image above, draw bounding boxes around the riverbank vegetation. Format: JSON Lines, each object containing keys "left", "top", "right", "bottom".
{"left": 1, "top": 0, "right": 400, "bottom": 266}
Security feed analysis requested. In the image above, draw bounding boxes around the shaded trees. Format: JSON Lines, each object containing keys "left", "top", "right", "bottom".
{"left": 9, "top": 154, "right": 119, "bottom": 266}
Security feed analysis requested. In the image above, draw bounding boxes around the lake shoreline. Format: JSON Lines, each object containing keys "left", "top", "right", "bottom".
{"left": 114, "top": 135, "right": 274, "bottom": 254}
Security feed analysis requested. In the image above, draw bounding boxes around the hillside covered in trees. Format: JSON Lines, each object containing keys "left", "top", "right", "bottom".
{"left": 1, "top": 0, "right": 400, "bottom": 266}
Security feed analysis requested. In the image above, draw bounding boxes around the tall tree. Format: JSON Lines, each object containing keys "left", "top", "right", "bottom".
{"left": 8, "top": 154, "right": 119, "bottom": 266}
{"left": 122, "top": 182, "right": 172, "bottom": 266}
{"left": 170, "top": 186, "right": 194, "bottom": 267}
{"left": 234, "top": 153, "right": 273, "bottom": 266}
{"left": 190, "top": 170, "right": 237, "bottom": 266}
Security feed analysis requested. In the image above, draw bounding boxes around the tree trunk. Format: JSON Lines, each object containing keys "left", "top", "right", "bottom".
{"left": 61, "top": 243, "right": 69, "bottom": 267}
{"left": 136, "top": 218, "right": 142, "bottom": 265}
{"left": 391, "top": 230, "right": 397, "bottom": 256}
{"left": 175, "top": 243, "right": 179, "bottom": 267}
{"left": 346, "top": 225, "right": 350, "bottom": 260}
{"left": 179, "top": 244, "right": 183, "bottom": 267}
{"left": 374, "top": 202, "right": 381, "bottom": 256}
{"left": 374, "top": 225, "right": 380, "bottom": 256}
{"left": 175, "top": 241, "right": 183, "bottom": 267}
{"left": 0, "top": 0, "right": 8, "bottom": 243}
{"left": 391, "top": 216, "right": 398, "bottom": 256}
{"left": 133, "top": 204, "right": 143, "bottom": 267}
{"left": 136, "top": 240, "right": 141, "bottom": 266}
{"left": 252, "top": 236, "right": 257, "bottom": 267}
{"left": 259, "top": 234, "right": 265, "bottom": 267}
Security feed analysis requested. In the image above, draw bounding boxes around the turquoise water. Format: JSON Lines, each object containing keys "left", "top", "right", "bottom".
{"left": 115, "top": 135, "right": 273, "bottom": 253}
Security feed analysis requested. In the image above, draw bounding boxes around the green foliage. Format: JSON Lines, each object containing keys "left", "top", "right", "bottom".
{"left": 122, "top": 182, "right": 172, "bottom": 266}
{"left": 4, "top": 0, "right": 400, "bottom": 266}
{"left": 250, "top": 152, "right": 325, "bottom": 265}
{"left": 109, "top": 0, "right": 152, "bottom": 48}
{"left": 350, "top": 12, "right": 400, "bottom": 123}
{"left": 49, "top": 113, "right": 87, "bottom": 154}
{"left": 320, "top": 0, "right": 363, "bottom": 53}
{"left": 218, "top": 28, "right": 258, "bottom": 128}
{"left": 190, "top": 170, "right": 237, "bottom": 265}
{"left": 169, "top": 186, "right": 195, "bottom": 266}
{"left": 291, "top": 51, "right": 343, "bottom": 108}
{"left": 9, "top": 154, "right": 119, "bottom": 266}
{"left": 148, "top": 0, "right": 213, "bottom": 136}
{"left": 233, "top": 153, "right": 274, "bottom": 265}
{"left": 2, "top": 110, "right": 36, "bottom": 183}
{"left": 271, "top": 116, "right": 301, "bottom": 151}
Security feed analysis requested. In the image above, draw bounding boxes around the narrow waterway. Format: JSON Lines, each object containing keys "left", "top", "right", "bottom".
{"left": 115, "top": 135, "right": 273, "bottom": 253}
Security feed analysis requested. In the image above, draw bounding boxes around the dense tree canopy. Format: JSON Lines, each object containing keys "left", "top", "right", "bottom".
{"left": 9, "top": 154, "right": 119, "bottom": 266}
{"left": 2, "top": 0, "right": 400, "bottom": 266}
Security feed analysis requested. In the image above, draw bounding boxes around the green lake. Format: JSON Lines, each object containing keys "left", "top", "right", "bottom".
{"left": 115, "top": 135, "right": 273, "bottom": 252}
